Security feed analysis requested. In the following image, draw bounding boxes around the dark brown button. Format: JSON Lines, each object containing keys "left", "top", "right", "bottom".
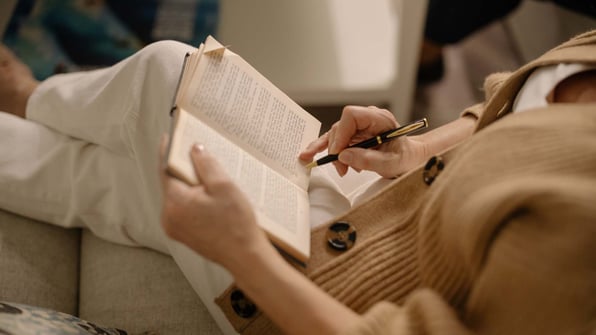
{"left": 231, "top": 289, "right": 257, "bottom": 318}
{"left": 326, "top": 221, "right": 356, "bottom": 251}
{"left": 423, "top": 156, "right": 444, "bottom": 185}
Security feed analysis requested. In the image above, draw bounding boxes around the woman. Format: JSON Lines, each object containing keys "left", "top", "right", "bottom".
{"left": 160, "top": 30, "right": 596, "bottom": 334}
{"left": 1, "top": 31, "right": 595, "bottom": 334}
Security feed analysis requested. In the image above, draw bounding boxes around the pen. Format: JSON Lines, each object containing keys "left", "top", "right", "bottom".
{"left": 306, "top": 118, "right": 429, "bottom": 169}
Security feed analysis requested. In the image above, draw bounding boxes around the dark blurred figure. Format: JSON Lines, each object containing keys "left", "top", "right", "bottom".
{"left": 418, "top": 0, "right": 596, "bottom": 83}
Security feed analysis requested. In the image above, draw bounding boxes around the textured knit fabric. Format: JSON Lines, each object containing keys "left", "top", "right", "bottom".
{"left": 219, "top": 31, "right": 596, "bottom": 334}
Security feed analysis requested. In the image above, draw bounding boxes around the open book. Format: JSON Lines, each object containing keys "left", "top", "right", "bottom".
{"left": 166, "top": 36, "right": 321, "bottom": 262}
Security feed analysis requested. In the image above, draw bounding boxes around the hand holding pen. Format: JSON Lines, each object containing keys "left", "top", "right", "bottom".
{"left": 299, "top": 106, "right": 430, "bottom": 178}
{"left": 306, "top": 118, "right": 428, "bottom": 168}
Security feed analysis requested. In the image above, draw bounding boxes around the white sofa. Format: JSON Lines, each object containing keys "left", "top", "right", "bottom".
{"left": 0, "top": 209, "right": 223, "bottom": 334}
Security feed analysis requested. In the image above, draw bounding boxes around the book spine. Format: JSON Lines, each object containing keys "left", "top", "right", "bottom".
{"left": 170, "top": 52, "right": 191, "bottom": 116}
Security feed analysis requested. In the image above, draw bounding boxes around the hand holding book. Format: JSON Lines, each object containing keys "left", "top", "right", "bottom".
{"left": 165, "top": 36, "right": 320, "bottom": 262}
{"left": 161, "top": 138, "right": 270, "bottom": 268}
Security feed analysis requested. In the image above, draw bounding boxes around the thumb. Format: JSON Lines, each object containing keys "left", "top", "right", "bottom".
{"left": 190, "top": 144, "right": 230, "bottom": 191}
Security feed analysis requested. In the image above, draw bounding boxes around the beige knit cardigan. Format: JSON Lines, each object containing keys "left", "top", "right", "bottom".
{"left": 217, "top": 30, "right": 596, "bottom": 334}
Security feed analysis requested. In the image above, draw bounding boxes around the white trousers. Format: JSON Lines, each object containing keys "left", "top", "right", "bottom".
{"left": 0, "top": 40, "right": 386, "bottom": 334}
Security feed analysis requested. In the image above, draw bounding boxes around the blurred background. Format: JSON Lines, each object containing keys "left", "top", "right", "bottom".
{"left": 1, "top": 0, "right": 595, "bottom": 132}
{"left": 1, "top": 0, "right": 218, "bottom": 79}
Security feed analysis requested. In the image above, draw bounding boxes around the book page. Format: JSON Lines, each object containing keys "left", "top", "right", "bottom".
{"left": 178, "top": 38, "right": 320, "bottom": 191}
{"left": 168, "top": 109, "right": 310, "bottom": 260}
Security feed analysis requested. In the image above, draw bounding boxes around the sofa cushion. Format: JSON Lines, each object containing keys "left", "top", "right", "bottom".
{"left": 79, "top": 230, "right": 222, "bottom": 335}
{"left": 0, "top": 301, "right": 128, "bottom": 335}
{"left": 0, "top": 210, "right": 80, "bottom": 315}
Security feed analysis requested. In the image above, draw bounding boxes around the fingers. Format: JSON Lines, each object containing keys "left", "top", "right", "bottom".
{"left": 338, "top": 147, "right": 399, "bottom": 179}
{"left": 299, "top": 105, "right": 399, "bottom": 176}
{"left": 299, "top": 131, "right": 330, "bottom": 162}
{"left": 158, "top": 137, "right": 230, "bottom": 195}
{"left": 189, "top": 143, "right": 230, "bottom": 192}
{"left": 329, "top": 106, "right": 398, "bottom": 154}
{"left": 326, "top": 125, "right": 347, "bottom": 176}
{"left": 333, "top": 160, "right": 349, "bottom": 177}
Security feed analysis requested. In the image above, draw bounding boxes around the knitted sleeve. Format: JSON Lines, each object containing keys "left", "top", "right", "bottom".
{"left": 459, "top": 103, "right": 484, "bottom": 120}
{"left": 460, "top": 71, "right": 514, "bottom": 121}
{"left": 345, "top": 177, "right": 596, "bottom": 335}
{"left": 344, "top": 290, "right": 472, "bottom": 335}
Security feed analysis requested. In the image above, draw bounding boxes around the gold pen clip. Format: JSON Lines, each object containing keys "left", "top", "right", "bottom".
{"left": 387, "top": 118, "right": 428, "bottom": 138}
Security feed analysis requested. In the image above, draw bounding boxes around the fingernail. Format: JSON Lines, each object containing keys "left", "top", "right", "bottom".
{"left": 339, "top": 169, "right": 347, "bottom": 177}
{"left": 339, "top": 151, "right": 353, "bottom": 164}
{"left": 192, "top": 143, "right": 205, "bottom": 153}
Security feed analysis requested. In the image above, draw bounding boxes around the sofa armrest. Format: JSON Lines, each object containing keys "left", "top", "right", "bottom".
{"left": 0, "top": 209, "right": 80, "bottom": 315}
{"left": 79, "top": 230, "right": 222, "bottom": 334}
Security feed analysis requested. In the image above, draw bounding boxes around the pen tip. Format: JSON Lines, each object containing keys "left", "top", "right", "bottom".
{"left": 305, "top": 161, "right": 318, "bottom": 169}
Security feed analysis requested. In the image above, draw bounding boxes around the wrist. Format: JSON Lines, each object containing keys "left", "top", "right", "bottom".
{"left": 413, "top": 116, "right": 475, "bottom": 157}
{"left": 223, "top": 233, "right": 280, "bottom": 280}
{"left": 410, "top": 134, "right": 431, "bottom": 161}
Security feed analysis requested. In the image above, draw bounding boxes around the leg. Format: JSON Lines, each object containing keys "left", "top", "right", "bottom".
{"left": 0, "top": 112, "right": 158, "bottom": 249}
{"left": 26, "top": 40, "right": 195, "bottom": 156}
{"left": 20, "top": 41, "right": 196, "bottom": 251}
{"left": 1, "top": 41, "right": 196, "bottom": 251}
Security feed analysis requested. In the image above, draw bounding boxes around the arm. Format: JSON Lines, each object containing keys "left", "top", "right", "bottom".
{"left": 160, "top": 139, "right": 361, "bottom": 335}
{"left": 299, "top": 105, "right": 476, "bottom": 178}
{"left": 160, "top": 139, "right": 592, "bottom": 335}
{"left": 230, "top": 236, "right": 361, "bottom": 335}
